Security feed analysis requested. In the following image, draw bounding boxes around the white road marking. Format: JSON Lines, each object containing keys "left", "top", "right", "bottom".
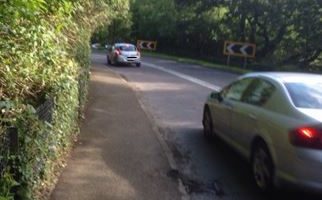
{"left": 142, "top": 61, "right": 221, "bottom": 91}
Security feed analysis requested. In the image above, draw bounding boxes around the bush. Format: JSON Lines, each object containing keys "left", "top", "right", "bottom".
{"left": 0, "top": 0, "right": 122, "bottom": 199}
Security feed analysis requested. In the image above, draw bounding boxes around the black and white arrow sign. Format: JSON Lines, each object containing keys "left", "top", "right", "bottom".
{"left": 137, "top": 40, "right": 157, "bottom": 51}
{"left": 224, "top": 41, "right": 256, "bottom": 58}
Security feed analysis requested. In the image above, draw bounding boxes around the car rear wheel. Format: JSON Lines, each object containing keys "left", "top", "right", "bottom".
{"left": 203, "top": 107, "right": 213, "bottom": 138}
{"left": 251, "top": 141, "right": 274, "bottom": 193}
{"left": 107, "top": 56, "right": 111, "bottom": 65}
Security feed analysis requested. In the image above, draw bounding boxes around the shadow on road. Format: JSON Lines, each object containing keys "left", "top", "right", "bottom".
{"left": 182, "top": 129, "right": 321, "bottom": 200}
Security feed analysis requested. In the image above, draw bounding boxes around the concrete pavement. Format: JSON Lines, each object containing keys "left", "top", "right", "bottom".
{"left": 50, "top": 62, "right": 182, "bottom": 199}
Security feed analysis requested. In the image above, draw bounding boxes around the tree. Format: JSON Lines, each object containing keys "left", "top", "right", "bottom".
{"left": 131, "top": 0, "right": 176, "bottom": 40}
{"left": 95, "top": 0, "right": 322, "bottom": 69}
{"left": 92, "top": 0, "right": 132, "bottom": 44}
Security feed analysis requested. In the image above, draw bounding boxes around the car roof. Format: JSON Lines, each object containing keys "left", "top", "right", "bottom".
{"left": 243, "top": 72, "right": 322, "bottom": 83}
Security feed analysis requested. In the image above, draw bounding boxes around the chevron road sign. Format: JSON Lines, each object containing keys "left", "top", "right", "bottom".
{"left": 223, "top": 41, "right": 256, "bottom": 58}
{"left": 137, "top": 40, "right": 157, "bottom": 51}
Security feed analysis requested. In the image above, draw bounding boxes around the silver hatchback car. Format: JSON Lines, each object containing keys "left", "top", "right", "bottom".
{"left": 107, "top": 43, "right": 141, "bottom": 67}
{"left": 203, "top": 72, "right": 322, "bottom": 193}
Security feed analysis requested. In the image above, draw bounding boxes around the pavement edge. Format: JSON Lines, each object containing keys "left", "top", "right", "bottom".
{"left": 104, "top": 66, "right": 190, "bottom": 200}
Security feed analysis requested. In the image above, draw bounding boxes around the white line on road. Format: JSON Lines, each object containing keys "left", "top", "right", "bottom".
{"left": 142, "top": 61, "right": 221, "bottom": 91}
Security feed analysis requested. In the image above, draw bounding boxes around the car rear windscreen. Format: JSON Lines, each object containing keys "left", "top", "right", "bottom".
{"left": 118, "top": 45, "right": 136, "bottom": 51}
{"left": 285, "top": 82, "right": 322, "bottom": 109}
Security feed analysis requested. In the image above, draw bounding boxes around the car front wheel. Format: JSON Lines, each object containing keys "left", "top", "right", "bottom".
{"left": 111, "top": 58, "right": 116, "bottom": 66}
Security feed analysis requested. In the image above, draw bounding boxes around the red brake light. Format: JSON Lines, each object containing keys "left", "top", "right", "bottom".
{"left": 289, "top": 127, "right": 322, "bottom": 149}
{"left": 115, "top": 49, "right": 121, "bottom": 56}
{"left": 300, "top": 128, "right": 315, "bottom": 138}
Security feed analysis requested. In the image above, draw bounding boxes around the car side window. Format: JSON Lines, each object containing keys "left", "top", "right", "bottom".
{"left": 242, "top": 79, "right": 275, "bottom": 106}
{"left": 222, "top": 78, "right": 254, "bottom": 101}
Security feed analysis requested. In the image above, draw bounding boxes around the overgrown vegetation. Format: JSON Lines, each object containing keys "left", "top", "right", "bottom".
{"left": 0, "top": 0, "right": 124, "bottom": 199}
{"left": 94, "top": 0, "right": 322, "bottom": 70}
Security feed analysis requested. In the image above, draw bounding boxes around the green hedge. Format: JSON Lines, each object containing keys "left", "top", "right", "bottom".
{"left": 0, "top": 0, "right": 120, "bottom": 199}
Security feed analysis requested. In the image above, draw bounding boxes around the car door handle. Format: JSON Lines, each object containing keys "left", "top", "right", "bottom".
{"left": 248, "top": 114, "right": 257, "bottom": 120}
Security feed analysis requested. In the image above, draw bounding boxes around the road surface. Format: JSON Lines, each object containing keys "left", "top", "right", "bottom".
{"left": 91, "top": 53, "right": 320, "bottom": 200}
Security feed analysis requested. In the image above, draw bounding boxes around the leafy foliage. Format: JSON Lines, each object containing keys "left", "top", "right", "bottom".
{"left": 91, "top": 0, "right": 132, "bottom": 44}
{"left": 0, "top": 0, "right": 123, "bottom": 199}
{"left": 123, "top": 0, "right": 321, "bottom": 69}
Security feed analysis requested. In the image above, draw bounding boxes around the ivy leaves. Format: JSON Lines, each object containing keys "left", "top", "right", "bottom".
{"left": 0, "top": 1, "right": 117, "bottom": 199}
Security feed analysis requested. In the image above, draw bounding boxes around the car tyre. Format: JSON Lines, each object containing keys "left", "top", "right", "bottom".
{"left": 136, "top": 63, "right": 141, "bottom": 67}
{"left": 107, "top": 57, "right": 111, "bottom": 65}
{"left": 203, "top": 107, "right": 213, "bottom": 138}
{"left": 251, "top": 141, "right": 274, "bottom": 193}
{"left": 111, "top": 59, "right": 116, "bottom": 66}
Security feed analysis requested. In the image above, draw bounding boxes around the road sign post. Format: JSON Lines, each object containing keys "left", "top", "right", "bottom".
{"left": 243, "top": 57, "right": 247, "bottom": 68}
{"left": 227, "top": 55, "right": 231, "bottom": 66}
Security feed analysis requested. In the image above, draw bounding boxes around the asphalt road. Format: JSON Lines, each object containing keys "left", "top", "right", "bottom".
{"left": 92, "top": 53, "right": 320, "bottom": 200}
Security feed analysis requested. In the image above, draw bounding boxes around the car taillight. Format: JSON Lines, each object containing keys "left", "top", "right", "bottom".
{"left": 289, "top": 126, "right": 322, "bottom": 149}
{"left": 115, "top": 49, "right": 121, "bottom": 56}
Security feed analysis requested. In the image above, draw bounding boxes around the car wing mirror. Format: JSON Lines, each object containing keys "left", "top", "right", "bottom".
{"left": 210, "top": 92, "right": 223, "bottom": 102}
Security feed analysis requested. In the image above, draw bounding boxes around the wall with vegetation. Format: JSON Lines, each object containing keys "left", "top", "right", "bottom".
{"left": 0, "top": 0, "right": 125, "bottom": 199}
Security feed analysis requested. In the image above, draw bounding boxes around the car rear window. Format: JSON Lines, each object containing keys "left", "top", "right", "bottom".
{"left": 285, "top": 82, "right": 322, "bottom": 109}
{"left": 117, "top": 45, "right": 136, "bottom": 51}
